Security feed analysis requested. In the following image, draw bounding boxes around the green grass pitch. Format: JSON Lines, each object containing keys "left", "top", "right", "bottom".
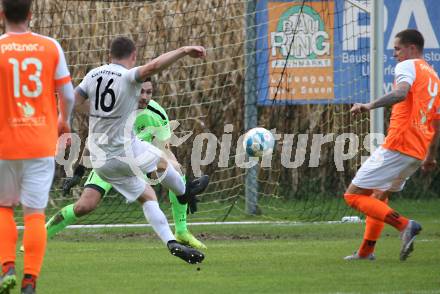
{"left": 13, "top": 217, "right": 440, "bottom": 294}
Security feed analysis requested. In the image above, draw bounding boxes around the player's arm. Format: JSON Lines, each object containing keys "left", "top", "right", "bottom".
{"left": 351, "top": 82, "right": 410, "bottom": 114}
{"left": 61, "top": 83, "right": 90, "bottom": 195}
{"left": 57, "top": 82, "right": 75, "bottom": 122}
{"left": 135, "top": 46, "right": 206, "bottom": 82}
{"left": 422, "top": 119, "right": 440, "bottom": 172}
{"left": 53, "top": 39, "right": 75, "bottom": 135}
{"left": 74, "top": 96, "right": 90, "bottom": 115}
{"left": 351, "top": 60, "right": 414, "bottom": 114}
{"left": 71, "top": 87, "right": 90, "bottom": 167}
{"left": 369, "top": 82, "right": 410, "bottom": 109}
{"left": 62, "top": 111, "right": 90, "bottom": 195}
{"left": 74, "top": 87, "right": 89, "bottom": 114}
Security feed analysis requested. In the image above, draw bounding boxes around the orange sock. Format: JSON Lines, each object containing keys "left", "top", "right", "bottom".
{"left": 357, "top": 217, "right": 384, "bottom": 257}
{"left": 357, "top": 198, "right": 388, "bottom": 257}
{"left": 344, "top": 193, "right": 408, "bottom": 231}
{"left": 23, "top": 213, "right": 47, "bottom": 277}
{"left": 0, "top": 207, "right": 18, "bottom": 267}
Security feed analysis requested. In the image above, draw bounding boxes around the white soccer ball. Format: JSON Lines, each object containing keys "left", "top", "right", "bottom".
{"left": 243, "top": 127, "right": 275, "bottom": 157}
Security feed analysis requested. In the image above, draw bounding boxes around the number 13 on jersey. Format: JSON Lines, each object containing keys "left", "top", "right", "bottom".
{"left": 8, "top": 57, "right": 43, "bottom": 98}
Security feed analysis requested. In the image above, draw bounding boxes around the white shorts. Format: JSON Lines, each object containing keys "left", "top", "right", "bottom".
{"left": 352, "top": 147, "right": 421, "bottom": 192}
{"left": 0, "top": 157, "right": 55, "bottom": 209}
{"left": 93, "top": 139, "right": 162, "bottom": 202}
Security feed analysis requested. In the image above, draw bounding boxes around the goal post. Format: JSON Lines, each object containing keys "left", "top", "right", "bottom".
{"left": 369, "top": 0, "right": 385, "bottom": 149}
{"left": 244, "top": 0, "right": 259, "bottom": 215}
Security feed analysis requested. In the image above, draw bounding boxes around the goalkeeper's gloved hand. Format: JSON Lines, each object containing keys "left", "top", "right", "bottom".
{"left": 62, "top": 176, "right": 81, "bottom": 196}
{"left": 62, "top": 165, "right": 86, "bottom": 196}
{"left": 176, "top": 175, "right": 209, "bottom": 214}
{"left": 177, "top": 194, "right": 199, "bottom": 214}
{"left": 187, "top": 195, "right": 199, "bottom": 214}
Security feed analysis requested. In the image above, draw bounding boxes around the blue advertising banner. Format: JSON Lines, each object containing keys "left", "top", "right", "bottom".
{"left": 256, "top": 0, "right": 440, "bottom": 105}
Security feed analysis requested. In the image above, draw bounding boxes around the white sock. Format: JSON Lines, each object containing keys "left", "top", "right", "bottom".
{"left": 157, "top": 164, "right": 186, "bottom": 196}
{"left": 142, "top": 201, "right": 175, "bottom": 244}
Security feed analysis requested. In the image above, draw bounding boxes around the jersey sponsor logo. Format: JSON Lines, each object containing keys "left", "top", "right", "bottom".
{"left": 271, "top": 4, "right": 331, "bottom": 67}
{"left": 1, "top": 42, "right": 42, "bottom": 54}
{"left": 9, "top": 101, "right": 46, "bottom": 127}
{"left": 261, "top": 1, "right": 335, "bottom": 102}
{"left": 91, "top": 70, "right": 122, "bottom": 78}
{"left": 8, "top": 116, "right": 46, "bottom": 127}
{"left": 419, "top": 62, "right": 438, "bottom": 76}
{"left": 17, "top": 102, "right": 35, "bottom": 118}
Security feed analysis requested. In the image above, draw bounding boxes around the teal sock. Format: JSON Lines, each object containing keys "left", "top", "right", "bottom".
{"left": 169, "top": 176, "right": 188, "bottom": 234}
{"left": 46, "top": 204, "right": 78, "bottom": 238}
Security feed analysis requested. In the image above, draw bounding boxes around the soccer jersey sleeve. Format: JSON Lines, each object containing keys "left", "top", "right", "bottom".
{"left": 127, "top": 66, "right": 143, "bottom": 83}
{"left": 53, "top": 39, "right": 71, "bottom": 86}
{"left": 394, "top": 59, "right": 416, "bottom": 86}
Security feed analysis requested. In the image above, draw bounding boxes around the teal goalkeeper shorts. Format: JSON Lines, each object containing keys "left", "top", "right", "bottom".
{"left": 84, "top": 170, "right": 113, "bottom": 197}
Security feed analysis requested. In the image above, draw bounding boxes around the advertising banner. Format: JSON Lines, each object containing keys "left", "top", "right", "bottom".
{"left": 256, "top": 0, "right": 440, "bottom": 105}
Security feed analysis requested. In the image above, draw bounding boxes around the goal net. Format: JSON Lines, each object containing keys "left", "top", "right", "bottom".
{"left": 9, "top": 0, "right": 438, "bottom": 226}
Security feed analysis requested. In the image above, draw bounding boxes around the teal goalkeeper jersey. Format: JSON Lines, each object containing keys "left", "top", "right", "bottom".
{"left": 134, "top": 99, "right": 171, "bottom": 143}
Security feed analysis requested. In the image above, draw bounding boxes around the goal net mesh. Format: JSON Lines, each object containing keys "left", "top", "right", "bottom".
{"left": 7, "top": 0, "right": 438, "bottom": 226}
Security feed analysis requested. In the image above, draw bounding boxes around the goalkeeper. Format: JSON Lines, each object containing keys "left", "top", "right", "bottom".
{"left": 47, "top": 78, "right": 207, "bottom": 249}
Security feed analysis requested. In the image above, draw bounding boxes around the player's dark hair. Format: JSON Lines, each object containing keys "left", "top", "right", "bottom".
{"left": 145, "top": 77, "right": 152, "bottom": 82}
{"left": 1, "top": 0, "right": 32, "bottom": 23}
{"left": 395, "top": 29, "right": 424, "bottom": 51}
{"left": 110, "top": 36, "right": 136, "bottom": 59}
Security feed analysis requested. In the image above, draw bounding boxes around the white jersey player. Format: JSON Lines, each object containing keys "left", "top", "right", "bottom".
{"left": 78, "top": 63, "right": 142, "bottom": 158}
{"left": 74, "top": 36, "right": 208, "bottom": 264}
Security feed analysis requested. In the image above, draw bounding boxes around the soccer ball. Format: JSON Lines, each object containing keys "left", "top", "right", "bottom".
{"left": 243, "top": 127, "right": 275, "bottom": 157}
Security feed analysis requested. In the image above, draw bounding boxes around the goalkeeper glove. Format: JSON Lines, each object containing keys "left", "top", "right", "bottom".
{"left": 176, "top": 175, "right": 209, "bottom": 214}
{"left": 177, "top": 194, "right": 199, "bottom": 214}
{"left": 62, "top": 165, "right": 86, "bottom": 196}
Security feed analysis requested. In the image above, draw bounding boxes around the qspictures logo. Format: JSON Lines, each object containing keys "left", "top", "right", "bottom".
{"left": 268, "top": 2, "right": 335, "bottom": 100}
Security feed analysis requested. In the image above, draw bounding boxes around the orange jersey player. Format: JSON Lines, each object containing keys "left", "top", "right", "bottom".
{"left": 0, "top": 25, "right": 71, "bottom": 159}
{"left": 0, "top": 0, "right": 74, "bottom": 293}
{"left": 345, "top": 29, "right": 440, "bottom": 261}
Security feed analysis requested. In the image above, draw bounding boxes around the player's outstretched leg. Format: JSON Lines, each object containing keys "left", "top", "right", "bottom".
{"left": 169, "top": 176, "right": 207, "bottom": 250}
{"left": 400, "top": 220, "right": 422, "bottom": 261}
{"left": 169, "top": 191, "right": 206, "bottom": 249}
{"left": 45, "top": 185, "right": 103, "bottom": 241}
{"left": 46, "top": 204, "right": 78, "bottom": 239}
{"left": 344, "top": 193, "right": 420, "bottom": 260}
{"left": 175, "top": 230, "right": 207, "bottom": 250}
{"left": 167, "top": 241, "right": 205, "bottom": 264}
{"left": 0, "top": 262, "right": 17, "bottom": 294}
{"left": 345, "top": 198, "right": 387, "bottom": 261}
{"left": 141, "top": 199, "right": 205, "bottom": 263}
